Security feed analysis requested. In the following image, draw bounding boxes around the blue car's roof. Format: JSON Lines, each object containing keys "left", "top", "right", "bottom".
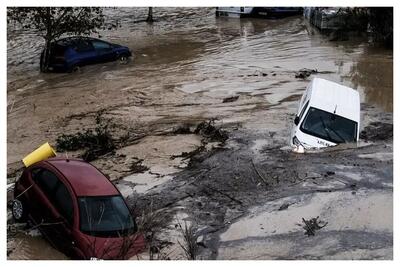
{"left": 55, "top": 36, "right": 106, "bottom": 47}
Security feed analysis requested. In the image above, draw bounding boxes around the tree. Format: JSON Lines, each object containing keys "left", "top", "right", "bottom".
{"left": 146, "top": 7, "right": 154, "bottom": 23}
{"left": 368, "top": 7, "right": 393, "bottom": 48}
{"left": 7, "top": 7, "right": 106, "bottom": 72}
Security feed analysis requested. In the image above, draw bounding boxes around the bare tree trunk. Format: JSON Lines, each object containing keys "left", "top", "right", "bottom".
{"left": 146, "top": 7, "right": 153, "bottom": 23}
{"left": 41, "top": 7, "right": 52, "bottom": 72}
{"left": 40, "top": 42, "right": 51, "bottom": 73}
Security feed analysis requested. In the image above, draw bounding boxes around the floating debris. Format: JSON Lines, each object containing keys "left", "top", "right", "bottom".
{"left": 222, "top": 95, "right": 239, "bottom": 103}
{"left": 300, "top": 216, "right": 328, "bottom": 236}
{"left": 360, "top": 122, "right": 393, "bottom": 141}
{"left": 194, "top": 119, "right": 228, "bottom": 143}
{"left": 278, "top": 203, "right": 290, "bottom": 211}
{"left": 56, "top": 115, "right": 116, "bottom": 161}
{"left": 324, "top": 171, "right": 335, "bottom": 177}
{"left": 173, "top": 124, "right": 193, "bottom": 134}
{"left": 130, "top": 158, "right": 149, "bottom": 174}
{"left": 295, "top": 68, "right": 318, "bottom": 79}
{"left": 294, "top": 68, "right": 334, "bottom": 79}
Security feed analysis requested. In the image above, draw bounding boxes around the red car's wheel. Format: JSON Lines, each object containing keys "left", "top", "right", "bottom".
{"left": 12, "top": 199, "right": 28, "bottom": 222}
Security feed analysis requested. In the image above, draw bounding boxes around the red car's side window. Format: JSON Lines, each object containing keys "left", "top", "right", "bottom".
{"left": 53, "top": 182, "right": 74, "bottom": 225}
{"left": 32, "top": 168, "right": 74, "bottom": 225}
{"left": 31, "top": 168, "right": 41, "bottom": 178}
{"left": 34, "top": 169, "right": 59, "bottom": 196}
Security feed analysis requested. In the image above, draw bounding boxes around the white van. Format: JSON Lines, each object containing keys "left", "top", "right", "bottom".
{"left": 290, "top": 78, "right": 360, "bottom": 149}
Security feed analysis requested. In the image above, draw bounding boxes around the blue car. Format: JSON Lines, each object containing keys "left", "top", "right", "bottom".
{"left": 41, "top": 36, "right": 132, "bottom": 72}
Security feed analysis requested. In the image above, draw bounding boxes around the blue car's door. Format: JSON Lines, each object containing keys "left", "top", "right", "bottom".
{"left": 73, "top": 39, "right": 97, "bottom": 65}
{"left": 91, "top": 40, "right": 116, "bottom": 62}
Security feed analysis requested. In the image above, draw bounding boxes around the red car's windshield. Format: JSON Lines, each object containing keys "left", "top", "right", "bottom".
{"left": 78, "top": 195, "right": 136, "bottom": 237}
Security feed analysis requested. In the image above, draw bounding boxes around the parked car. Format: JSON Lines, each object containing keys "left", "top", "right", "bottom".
{"left": 41, "top": 36, "right": 132, "bottom": 72}
{"left": 216, "top": 7, "right": 303, "bottom": 18}
{"left": 290, "top": 78, "right": 360, "bottom": 150}
{"left": 12, "top": 158, "right": 145, "bottom": 259}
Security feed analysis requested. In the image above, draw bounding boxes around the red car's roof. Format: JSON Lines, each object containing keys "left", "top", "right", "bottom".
{"left": 44, "top": 158, "right": 119, "bottom": 197}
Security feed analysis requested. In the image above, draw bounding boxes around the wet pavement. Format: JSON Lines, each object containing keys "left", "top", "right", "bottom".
{"left": 7, "top": 7, "right": 392, "bottom": 260}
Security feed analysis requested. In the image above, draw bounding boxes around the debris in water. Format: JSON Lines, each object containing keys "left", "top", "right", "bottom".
{"left": 278, "top": 203, "right": 290, "bottom": 211}
{"left": 177, "top": 220, "right": 199, "bottom": 260}
{"left": 245, "top": 70, "right": 269, "bottom": 77}
{"left": 171, "top": 146, "right": 205, "bottom": 160}
{"left": 197, "top": 241, "right": 207, "bottom": 248}
{"left": 173, "top": 124, "right": 193, "bottom": 134}
{"left": 222, "top": 95, "right": 239, "bottom": 103}
{"left": 292, "top": 145, "right": 305, "bottom": 153}
{"left": 56, "top": 113, "right": 116, "bottom": 161}
{"left": 360, "top": 122, "right": 393, "bottom": 141}
{"left": 295, "top": 68, "right": 335, "bottom": 79}
{"left": 300, "top": 216, "right": 328, "bottom": 236}
{"left": 324, "top": 171, "right": 335, "bottom": 177}
{"left": 194, "top": 119, "right": 228, "bottom": 143}
{"left": 295, "top": 68, "right": 318, "bottom": 79}
{"left": 251, "top": 159, "right": 269, "bottom": 187}
{"left": 7, "top": 223, "right": 27, "bottom": 237}
{"left": 130, "top": 158, "right": 149, "bottom": 174}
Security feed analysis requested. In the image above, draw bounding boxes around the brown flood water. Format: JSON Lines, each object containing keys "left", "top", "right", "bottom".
{"left": 7, "top": 7, "right": 393, "bottom": 260}
{"left": 7, "top": 231, "right": 68, "bottom": 260}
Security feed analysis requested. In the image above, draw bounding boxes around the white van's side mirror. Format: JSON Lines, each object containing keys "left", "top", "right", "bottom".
{"left": 294, "top": 116, "right": 300, "bottom": 126}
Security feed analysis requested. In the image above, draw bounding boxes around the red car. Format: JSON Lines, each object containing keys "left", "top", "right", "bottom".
{"left": 12, "top": 158, "right": 145, "bottom": 259}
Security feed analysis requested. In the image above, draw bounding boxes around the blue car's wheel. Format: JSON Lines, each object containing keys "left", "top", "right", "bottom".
{"left": 68, "top": 64, "right": 81, "bottom": 73}
{"left": 118, "top": 54, "right": 129, "bottom": 64}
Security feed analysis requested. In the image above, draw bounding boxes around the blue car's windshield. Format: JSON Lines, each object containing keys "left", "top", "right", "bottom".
{"left": 78, "top": 195, "right": 136, "bottom": 237}
{"left": 300, "top": 107, "right": 358, "bottom": 143}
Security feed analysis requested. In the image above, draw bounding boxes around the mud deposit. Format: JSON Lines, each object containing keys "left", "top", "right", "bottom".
{"left": 7, "top": 8, "right": 392, "bottom": 260}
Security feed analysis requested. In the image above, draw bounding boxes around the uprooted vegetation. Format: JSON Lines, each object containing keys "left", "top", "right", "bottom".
{"left": 56, "top": 115, "right": 229, "bottom": 163}
{"left": 299, "top": 216, "right": 328, "bottom": 236}
{"left": 177, "top": 220, "right": 199, "bottom": 260}
{"left": 134, "top": 201, "right": 173, "bottom": 260}
{"left": 172, "top": 119, "right": 229, "bottom": 143}
{"left": 294, "top": 68, "right": 334, "bottom": 79}
{"left": 56, "top": 114, "right": 116, "bottom": 161}
{"left": 360, "top": 121, "right": 393, "bottom": 141}
{"left": 130, "top": 158, "right": 150, "bottom": 174}
{"left": 194, "top": 119, "right": 228, "bottom": 143}
{"left": 170, "top": 119, "right": 229, "bottom": 167}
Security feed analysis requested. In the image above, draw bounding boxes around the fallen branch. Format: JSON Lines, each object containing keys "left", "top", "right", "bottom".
{"left": 301, "top": 216, "right": 328, "bottom": 236}
{"left": 177, "top": 219, "right": 198, "bottom": 260}
{"left": 204, "top": 185, "right": 243, "bottom": 205}
{"left": 251, "top": 160, "right": 269, "bottom": 187}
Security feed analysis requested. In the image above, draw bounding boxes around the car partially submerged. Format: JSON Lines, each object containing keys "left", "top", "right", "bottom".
{"left": 41, "top": 36, "right": 132, "bottom": 72}
{"left": 216, "top": 7, "right": 303, "bottom": 18}
{"left": 12, "top": 158, "right": 145, "bottom": 259}
{"left": 290, "top": 78, "right": 360, "bottom": 150}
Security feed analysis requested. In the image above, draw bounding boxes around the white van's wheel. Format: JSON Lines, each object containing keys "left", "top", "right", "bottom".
{"left": 12, "top": 199, "right": 27, "bottom": 222}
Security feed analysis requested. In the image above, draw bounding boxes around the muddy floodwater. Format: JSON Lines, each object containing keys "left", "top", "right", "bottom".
{"left": 7, "top": 7, "right": 393, "bottom": 260}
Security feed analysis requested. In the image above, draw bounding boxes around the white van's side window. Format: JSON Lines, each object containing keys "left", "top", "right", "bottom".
{"left": 299, "top": 84, "right": 311, "bottom": 108}
{"left": 299, "top": 100, "right": 309, "bottom": 120}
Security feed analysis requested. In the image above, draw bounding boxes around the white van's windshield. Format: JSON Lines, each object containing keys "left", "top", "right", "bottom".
{"left": 300, "top": 107, "right": 357, "bottom": 143}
